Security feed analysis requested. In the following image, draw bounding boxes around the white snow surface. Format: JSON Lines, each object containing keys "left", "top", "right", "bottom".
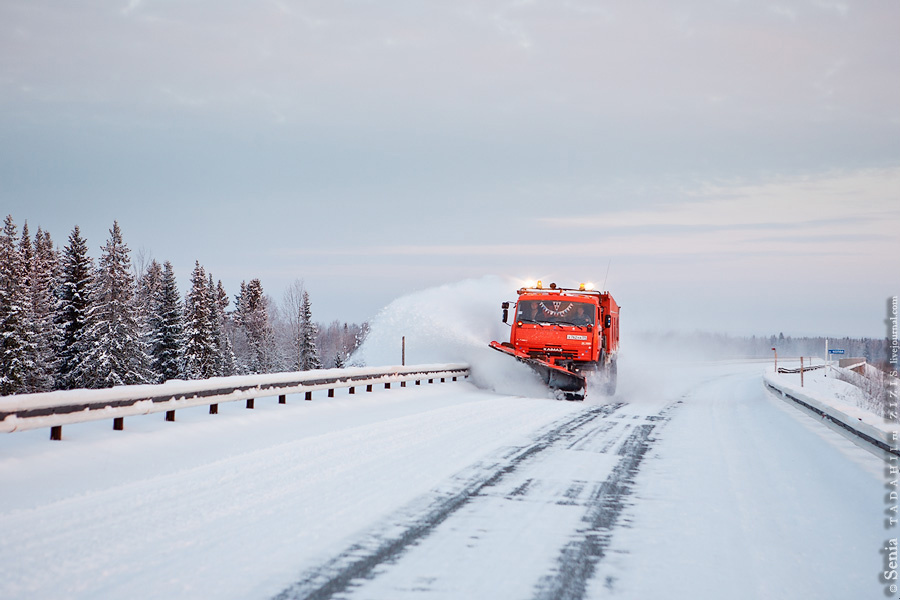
{"left": 765, "top": 359, "right": 895, "bottom": 450}
{"left": 0, "top": 279, "right": 889, "bottom": 599}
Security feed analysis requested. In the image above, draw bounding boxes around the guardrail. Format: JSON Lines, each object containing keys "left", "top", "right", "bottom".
{"left": 0, "top": 363, "right": 470, "bottom": 440}
{"left": 763, "top": 372, "right": 897, "bottom": 457}
{"left": 777, "top": 364, "right": 825, "bottom": 374}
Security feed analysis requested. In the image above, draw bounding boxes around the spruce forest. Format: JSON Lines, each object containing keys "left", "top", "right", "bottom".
{"left": 0, "top": 216, "right": 366, "bottom": 395}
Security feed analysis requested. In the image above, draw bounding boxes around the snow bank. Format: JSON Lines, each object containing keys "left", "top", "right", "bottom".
{"left": 352, "top": 276, "right": 550, "bottom": 397}
{"left": 764, "top": 363, "right": 897, "bottom": 455}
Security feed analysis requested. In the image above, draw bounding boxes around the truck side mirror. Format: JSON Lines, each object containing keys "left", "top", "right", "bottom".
{"left": 605, "top": 314, "right": 611, "bottom": 328}
{"left": 501, "top": 302, "right": 509, "bottom": 323}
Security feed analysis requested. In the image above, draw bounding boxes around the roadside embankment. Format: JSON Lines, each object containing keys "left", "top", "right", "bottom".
{"left": 763, "top": 362, "right": 897, "bottom": 456}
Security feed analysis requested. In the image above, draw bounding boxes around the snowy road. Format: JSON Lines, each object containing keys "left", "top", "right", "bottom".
{"left": 0, "top": 360, "right": 887, "bottom": 599}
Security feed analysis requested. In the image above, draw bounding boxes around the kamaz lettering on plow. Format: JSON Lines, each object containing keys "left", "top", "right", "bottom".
{"left": 490, "top": 281, "right": 619, "bottom": 400}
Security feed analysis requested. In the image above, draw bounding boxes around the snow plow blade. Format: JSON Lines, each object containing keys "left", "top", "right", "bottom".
{"left": 489, "top": 341, "right": 586, "bottom": 398}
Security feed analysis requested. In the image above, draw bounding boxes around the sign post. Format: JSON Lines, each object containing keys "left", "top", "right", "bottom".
{"left": 800, "top": 357, "right": 804, "bottom": 387}
{"left": 828, "top": 347, "right": 844, "bottom": 376}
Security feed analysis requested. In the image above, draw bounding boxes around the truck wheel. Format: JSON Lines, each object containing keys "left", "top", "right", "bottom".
{"left": 603, "top": 359, "right": 617, "bottom": 396}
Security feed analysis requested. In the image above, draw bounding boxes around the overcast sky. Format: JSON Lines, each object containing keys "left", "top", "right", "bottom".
{"left": 2, "top": 0, "right": 897, "bottom": 338}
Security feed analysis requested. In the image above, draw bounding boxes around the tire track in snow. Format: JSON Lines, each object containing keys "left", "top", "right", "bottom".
{"left": 532, "top": 401, "right": 682, "bottom": 600}
{"left": 273, "top": 402, "right": 625, "bottom": 600}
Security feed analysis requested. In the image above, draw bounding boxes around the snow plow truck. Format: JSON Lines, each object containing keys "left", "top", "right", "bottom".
{"left": 489, "top": 281, "right": 619, "bottom": 399}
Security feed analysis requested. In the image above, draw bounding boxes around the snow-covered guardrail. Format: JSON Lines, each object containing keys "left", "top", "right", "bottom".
{"left": 763, "top": 369, "right": 897, "bottom": 456}
{"left": 776, "top": 364, "right": 825, "bottom": 374}
{"left": 0, "top": 364, "right": 470, "bottom": 440}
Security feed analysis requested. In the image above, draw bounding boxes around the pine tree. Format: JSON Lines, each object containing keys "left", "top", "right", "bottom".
{"left": 19, "top": 222, "right": 33, "bottom": 290}
{"left": 215, "top": 279, "right": 237, "bottom": 376}
{"left": 55, "top": 226, "right": 94, "bottom": 389}
{"left": 183, "top": 261, "right": 217, "bottom": 379}
{"left": 205, "top": 274, "right": 237, "bottom": 377}
{"left": 299, "top": 290, "right": 322, "bottom": 370}
{"left": 207, "top": 273, "right": 223, "bottom": 376}
{"left": 136, "top": 259, "right": 163, "bottom": 338}
{"left": 0, "top": 216, "right": 30, "bottom": 395}
{"left": 148, "top": 261, "right": 185, "bottom": 382}
{"left": 17, "top": 222, "right": 38, "bottom": 392}
{"left": 24, "top": 227, "right": 60, "bottom": 392}
{"left": 70, "top": 221, "right": 151, "bottom": 388}
{"left": 234, "top": 278, "right": 277, "bottom": 374}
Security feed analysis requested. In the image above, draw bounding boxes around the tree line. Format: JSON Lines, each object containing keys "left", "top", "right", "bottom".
{"left": 0, "top": 216, "right": 367, "bottom": 396}
{"left": 645, "top": 330, "right": 892, "bottom": 369}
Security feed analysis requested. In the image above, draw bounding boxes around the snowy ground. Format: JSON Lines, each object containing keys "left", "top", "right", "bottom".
{"left": 0, "top": 359, "right": 887, "bottom": 599}
{"left": 0, "top": 280, "right": 890, "bottom": 599}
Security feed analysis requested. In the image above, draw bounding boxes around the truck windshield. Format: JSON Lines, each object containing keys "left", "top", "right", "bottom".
{"left": 516, "top": 300, "right": 594, "bottom": 326}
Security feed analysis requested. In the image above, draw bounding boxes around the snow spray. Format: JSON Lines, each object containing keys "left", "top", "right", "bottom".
{"left": 351, "top": 276, "right": 550, "bottom": 398}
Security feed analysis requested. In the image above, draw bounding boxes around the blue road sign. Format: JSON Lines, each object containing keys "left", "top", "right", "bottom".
{"left": 828, "top": 349, "right": 845, "bottom": 354}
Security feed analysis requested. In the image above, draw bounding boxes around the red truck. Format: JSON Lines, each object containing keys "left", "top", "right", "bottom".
{"left": 489, "top": 281, "right": 619, "bottom": 398}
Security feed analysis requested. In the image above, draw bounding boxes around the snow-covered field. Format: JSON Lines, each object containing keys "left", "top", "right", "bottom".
{"left": 0, "top": 280, "right": 889, "bottom": 599}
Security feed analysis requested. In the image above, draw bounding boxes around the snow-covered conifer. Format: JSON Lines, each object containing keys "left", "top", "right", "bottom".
{"left": 215, "top": 279, "right": 237, "bottom": 376}
{"left": 206, "top": 273, "right": 222, "bottom": 375}
{"left": 234, "top": 278, "right": 277, "bottom": 374}
{"left": 205, "top": 273, "right": 237, "bottom": 377}
{"left": 16, "top": 222, "right": 38, "bottom": 392}
{"left": 147, "top": 261, "right": 184, "bottom": 382}
{"left": 136, "top": 259, "right": 163, "bottom": 338}
{"left": 23, "top": 227, "right": 60, "bottom": 392}
{"left": 55, "top": 225, "right": 93, "bottom": 389}
{"left": 183, "top": 261, "right": 217, "bottom": 379}
{"left": 0, "top": 216, "right": 30, "bottom": 395}
{"left": 70, "top": 221, "right": 151, "bottom": 388}
{"left": 19, "top": 222, "right": 33, "bottom": 289}
{"left": 299, "top": 290, "right": 322, "bottom": 371}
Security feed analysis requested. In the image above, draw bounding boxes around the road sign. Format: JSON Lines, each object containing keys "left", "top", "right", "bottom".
{"left": 828, "top": 349, "right": 845, "bottom": 354}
